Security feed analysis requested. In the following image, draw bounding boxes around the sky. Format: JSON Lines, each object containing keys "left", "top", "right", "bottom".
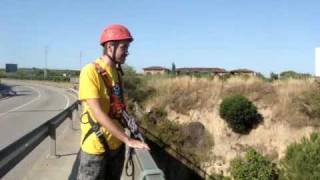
{"left": 0, "top": 0, "right": 319, "bottom": 75}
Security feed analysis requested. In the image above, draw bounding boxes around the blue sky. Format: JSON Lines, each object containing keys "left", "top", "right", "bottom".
{"left": 0, "top": 0, "right": 319, "bottom": 75}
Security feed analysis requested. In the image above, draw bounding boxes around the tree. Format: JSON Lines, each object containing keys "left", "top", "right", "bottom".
{"left": 171, "top": 62, "right": 176, "bottom": 75}
{"left": 270, "top": 72, "right": 279, "bottom": 81}
{"left": 280, "top": 132, "right": 320, "bottom": 180}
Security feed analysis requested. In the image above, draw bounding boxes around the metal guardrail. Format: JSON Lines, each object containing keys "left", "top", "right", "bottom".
{"left": 0, "top": 101, "right": 80, "bottom": 178}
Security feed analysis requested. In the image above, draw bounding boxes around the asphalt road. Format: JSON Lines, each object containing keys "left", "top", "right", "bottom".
{"left": 0, "top": 79, "right": 77, "bottom": 150}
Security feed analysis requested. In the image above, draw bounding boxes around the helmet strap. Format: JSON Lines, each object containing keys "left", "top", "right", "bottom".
{"left": 106, "top": 41, "right": 124, "bottom": 76}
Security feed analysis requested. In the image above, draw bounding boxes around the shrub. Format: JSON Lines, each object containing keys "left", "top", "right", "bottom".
{"left": 230, "top": 148, "right": 279, "bottom": 180}
{"left": 270, "top": 72, "right": 279, "bottom": 81}
{"left": 280, "top": 132, "right": 320, "bottom": 180}
{"left": 219, "top": 94, "right": 262, "bottom": 133}
{"left": 122, "top": 65, "right": 155, "bottom": 109}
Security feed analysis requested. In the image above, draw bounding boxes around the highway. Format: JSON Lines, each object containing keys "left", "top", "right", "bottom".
{"left": 0, "top": 79, "right": 79, "bottom": 180}
{"left": 0, "top": 79, "right": 77, "bottom": 150}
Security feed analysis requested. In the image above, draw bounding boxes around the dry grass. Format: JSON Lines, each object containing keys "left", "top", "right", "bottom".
{"left": 145, "top": 76, "right": 223, "bottom": 114}
{"left": 222, "top": 76, "right": 277, "bottom": 107}
{"left": 145, "top": 76, "right": 317, "bottom": 126}
{"left": 143, "top": 75, "right": 320, "bottom": 175}
{"left": 271, "top": 78, "right": 316, "bottom": 126}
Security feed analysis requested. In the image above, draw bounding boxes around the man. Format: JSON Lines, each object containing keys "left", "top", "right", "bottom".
{"left": 77, "top": 24, "right": 149, "bottom": 180}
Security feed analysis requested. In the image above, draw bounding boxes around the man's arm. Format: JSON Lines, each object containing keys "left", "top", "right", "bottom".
{"left": 86, "top": 98, "right": 149, "bottom": 150}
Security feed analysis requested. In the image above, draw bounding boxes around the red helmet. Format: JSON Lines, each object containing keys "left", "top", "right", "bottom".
{"left": 100, "top": 24, "right": 133, "bottom": 45}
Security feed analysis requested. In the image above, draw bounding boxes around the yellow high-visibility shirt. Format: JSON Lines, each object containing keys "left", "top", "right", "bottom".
{"left": 78, "top": 58, "right": 124, "bottom": 155}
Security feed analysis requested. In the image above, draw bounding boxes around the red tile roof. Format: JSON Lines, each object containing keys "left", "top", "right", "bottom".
{"left": 176, "top": 67, "right": 227, "bottom": 73}
{"left": 143, "top": 66, "right": 169, "bottom": 71}
{"left": 230, "top": 69, "right": 255, "bottom": 73}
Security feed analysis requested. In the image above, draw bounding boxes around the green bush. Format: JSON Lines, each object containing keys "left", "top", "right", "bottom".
{"left": 122, "top": 65, "right": 155, "bottom": 109}
{"left": 219, "top": 95, "right": 262, "bottom": 133}
{"left": 280, "top": 132, "right": 320, "bottom": 180}
{"left": 270, "top": 72, "right": 279, "bottom": 81}
{"left": 230, "top": 148, "right": 279, "bottom": 180}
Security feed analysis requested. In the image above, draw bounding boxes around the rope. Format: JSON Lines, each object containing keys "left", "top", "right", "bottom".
{"left": 125, "top": 147, "right": 135, "bottom": 180}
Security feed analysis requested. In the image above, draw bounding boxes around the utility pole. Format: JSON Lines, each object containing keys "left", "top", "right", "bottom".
{"left": 44, "top": 46, "right": 48, "bottom": 79}
{"left": 79, "top": 51, "right": 82, "bottom": 71}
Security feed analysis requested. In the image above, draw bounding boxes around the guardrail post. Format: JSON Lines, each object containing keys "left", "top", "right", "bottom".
{"left": 76, "top": 101, "right": 81, "bottom": 115}
{"left": 69, "top": 110, "right": 74, "bottom": 129}
{"left": 48, "top": 123, "right": 57, "bottom": 158}
{"left": 71, "top": 102, "right": 80, "bottom": 130}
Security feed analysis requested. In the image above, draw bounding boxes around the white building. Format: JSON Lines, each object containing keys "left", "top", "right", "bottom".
{"left": 316, "top": 48, "right": 320, "bottom": 77}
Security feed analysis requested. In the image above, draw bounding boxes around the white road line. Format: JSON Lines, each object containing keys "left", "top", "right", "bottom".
{"left": 68, "top": 92, "right": 78, "bottom": 101}
{"left": 36, "top": 85, "right": 72, "bottom": 110}
{"left": 0, "top": 86, "right": 41, "bottom": 118}
{"left": 63, "top": 93, "right": 70, "bottom": 109}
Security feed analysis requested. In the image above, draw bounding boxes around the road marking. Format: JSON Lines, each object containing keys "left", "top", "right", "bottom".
{"left": 63, "top": 93, "right": 70, "bottom": 109}
{"left": 0, "top": 86, "right": 41, "bottom": 118}
{"left": 68, "top": 91, "right": 78, "bottom": 101}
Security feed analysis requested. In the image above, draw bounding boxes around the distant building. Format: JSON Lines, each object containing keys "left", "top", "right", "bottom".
{"left": 230, "top": 69, "right": 256, "bottom": 76}
{"left": 176, "top": 67, "right": 227, "bottom": 76}
{"left": 143, "top": 66, "right": 170, "bottom": 75}
{"left": 316, "top": 48, "right": 320, "bottom": 77}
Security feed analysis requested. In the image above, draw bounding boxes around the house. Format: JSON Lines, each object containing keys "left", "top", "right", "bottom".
{"left": 143, "top": 66, "right": 170, "bottom": 75}
{"left": 176, "top": 67, "right": 227, "bottom": 76}
{"left": 229, "top": 69, "right": 256, "bottom": 76}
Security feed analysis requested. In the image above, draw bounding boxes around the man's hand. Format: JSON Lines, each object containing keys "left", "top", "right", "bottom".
{"left": 126, "top": 138, "right": 150, "bottom": 150}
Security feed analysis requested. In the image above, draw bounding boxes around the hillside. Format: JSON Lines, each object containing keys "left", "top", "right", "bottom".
{"left": 140, "top": 75, "right": 320, "bottom": 177}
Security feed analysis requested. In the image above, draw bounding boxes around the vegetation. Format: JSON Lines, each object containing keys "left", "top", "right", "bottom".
{"left": 279, "top": 70, "right": 312, "bottom": 80}
{"left": 270, "top": 72, "right": 279, "bottom": 81}
{"left": 280, "top": 132, "right": 320, "bottom": 180}
{"left": 171, "top": 62, "right": 176, "bottom": 75}
{"left": 133, "top": 73, "right": 318, "bottom": 179}
{"left": 122, "top": 65, "right": 155, "bottom": 110}
{"left": 209, "top": 173, "right": 231, "bottom": 180}
{"left": 0, "top": 68, "right": 79, "bottom": 82}
{"left": 219, "top": 94, "right": 262, "bottom": 133}
{"left": 140, "top": 106, "right": 214, "bottom": 166}
{"left": 0, "top": 69, "right": 4, "bottom": 78}
{"left": 230, "top": 148, "right": 279, "bottom": 180}
{"left": 294, "top": 82, "right": 320, "bottom": 126}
